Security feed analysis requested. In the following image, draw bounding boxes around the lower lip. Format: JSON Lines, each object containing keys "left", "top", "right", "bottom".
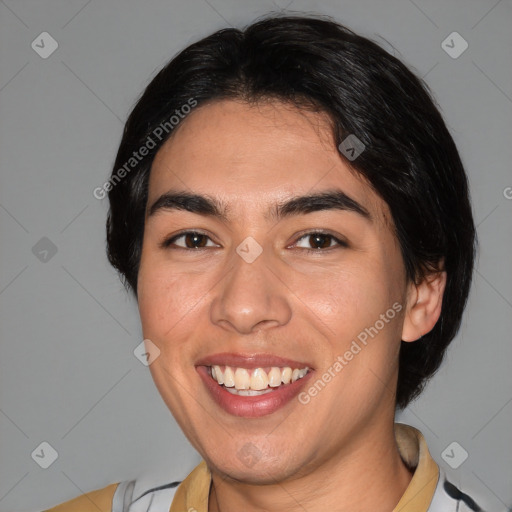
{"left": 196, "top": 366, "right": 314, "bottom": 418}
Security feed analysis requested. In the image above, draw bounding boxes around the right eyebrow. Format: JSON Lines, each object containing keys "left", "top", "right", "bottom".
{"left": 147, "top": 191, "right": 230, "bottom": 222}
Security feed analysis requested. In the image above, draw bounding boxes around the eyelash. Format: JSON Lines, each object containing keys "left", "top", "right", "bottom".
{"left": 160, "top": 230, "right": 348, "bottom": 254}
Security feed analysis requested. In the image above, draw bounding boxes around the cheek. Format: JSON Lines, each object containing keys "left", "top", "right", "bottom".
{"left": 136, "top": 258, "right": 206, "bottom": 409}
{"left": 296, "top": 261, "right": 393, "bottom": 339}
{"left": 137, "top": 256, "right": 203, "bottom": 344}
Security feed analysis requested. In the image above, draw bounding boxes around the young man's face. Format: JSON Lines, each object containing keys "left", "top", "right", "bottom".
{"left": 137, "top": 99, "right": 410, "bottom": 482}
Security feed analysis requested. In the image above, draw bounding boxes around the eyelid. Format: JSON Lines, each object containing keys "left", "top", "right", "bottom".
{"left": 290, "top": 229, "right": 349, "bottom": 251}
{"left": 160, "top": 229, "right": 220, "bottom": 249}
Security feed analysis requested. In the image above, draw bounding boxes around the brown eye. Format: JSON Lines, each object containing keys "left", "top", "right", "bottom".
{"left": 182, "top": 233, "right": 208, "bottom": 248}
{"left": 162, "top": 231, "right": 219, "bottom": 249}
{"left": 294, "top": 231, "right": 348, "bottom": 252}
{"left": 308, "top": 234, "right": 333, "bottom": 249}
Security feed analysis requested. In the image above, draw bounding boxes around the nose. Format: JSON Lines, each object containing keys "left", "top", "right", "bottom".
{"left": 209, "top": 247, "right": 292, "bottom": 335}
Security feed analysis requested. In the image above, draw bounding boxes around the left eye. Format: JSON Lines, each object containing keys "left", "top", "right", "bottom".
{"left": 293, "top": 232, "right": 347, "bottom": 251}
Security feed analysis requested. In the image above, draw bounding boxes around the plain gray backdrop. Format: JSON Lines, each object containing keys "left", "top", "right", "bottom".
{"left": 1, "top": 1, "right": 511, "bottom": 511}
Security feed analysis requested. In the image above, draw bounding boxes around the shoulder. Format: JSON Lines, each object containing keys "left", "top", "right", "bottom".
{"left": 43, "top": 483, "right": 118, "bottom": 511}
{"left": 43, "top": 478, "right": 182, "bottom": 512}
{"left": 42, "top": 460, "right": 202, "bottom": 511}
{"left": 111, "top": 478, "right": 181, "bottom": 511}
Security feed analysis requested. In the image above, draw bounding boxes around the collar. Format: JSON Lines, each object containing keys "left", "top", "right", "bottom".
{"left": 169, "top": 423, "right": 439, "bottom": 512}
{"left": 392, "top": 423, "right": 439, "bottom": 511}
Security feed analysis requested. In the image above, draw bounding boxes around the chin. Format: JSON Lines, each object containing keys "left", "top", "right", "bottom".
{"left": 214, "top": 461, "right": 294, "bottom": 485}
{"left": 205, "top": 444, "right": 306, "bottom": 484}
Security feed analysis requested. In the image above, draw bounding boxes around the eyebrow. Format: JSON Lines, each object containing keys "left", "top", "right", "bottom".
{"left": 148, "top": 189, "right": 372, "bottom": 223}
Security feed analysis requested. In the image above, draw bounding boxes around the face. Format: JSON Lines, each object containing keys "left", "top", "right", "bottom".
{"left": 137, "top": 99, "right": 410, "bottom": 483}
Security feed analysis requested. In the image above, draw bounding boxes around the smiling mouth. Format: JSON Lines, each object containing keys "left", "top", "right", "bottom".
{"left": 208, "top": 365, "right": 310, "bottom": 396}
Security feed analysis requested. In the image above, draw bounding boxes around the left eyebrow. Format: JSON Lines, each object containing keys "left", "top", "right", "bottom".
{"left": 147, "top": 188, "right": 372, "bottom": 223}
{"left": 268, "top": 189, "right": 372, "bottom": 223}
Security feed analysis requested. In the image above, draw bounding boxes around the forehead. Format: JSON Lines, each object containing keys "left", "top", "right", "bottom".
{"left": 148, "top": 99, "right": 391, "bottom": 227}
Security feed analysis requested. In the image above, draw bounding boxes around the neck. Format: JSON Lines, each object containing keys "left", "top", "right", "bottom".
{"left": 208, "top": 420, "right": 413, "bottom": 512}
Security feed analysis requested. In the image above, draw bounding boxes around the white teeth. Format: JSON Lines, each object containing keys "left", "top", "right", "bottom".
{"left": 292, "top": 368, "right": 307, "bottom": 381}
{"left": 210, "top": 365, "right": 309, "bottom": 391}
{"left": 223, "top": 366, "right": 235, "bottom": 387}
{"left": 250, "top": 368, "right": 269, "bottom": 390}
{"left": 226, "top": 387, "right": 274, "bottom": 396}
{"left": 234, "top": 368, "right": 251, "bottom": 390}
{"left": 268, "top": 367, "right": 282, "bottom": 387}
{"left": 212, "top": 365, "right": 223, "bottom": 384}
{"left": 281, "top": 367, "right": 292, "bottom": 384}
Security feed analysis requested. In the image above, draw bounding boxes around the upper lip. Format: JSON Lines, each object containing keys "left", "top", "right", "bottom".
{"left": 195, "top": 352, "right": 313, "bottom": 369}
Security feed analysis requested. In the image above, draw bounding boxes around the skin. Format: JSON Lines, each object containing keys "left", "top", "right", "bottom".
{"left": 137, "top": 99, "right": 446, "bottom": 512}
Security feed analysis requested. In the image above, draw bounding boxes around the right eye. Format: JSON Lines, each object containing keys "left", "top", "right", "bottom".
{"left": 160, "top": 231, "right": 220, "bottom": 250}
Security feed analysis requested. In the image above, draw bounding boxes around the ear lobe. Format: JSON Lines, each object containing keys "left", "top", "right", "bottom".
{"left": 401, "top": 270, "right": 447, "bottom": 342}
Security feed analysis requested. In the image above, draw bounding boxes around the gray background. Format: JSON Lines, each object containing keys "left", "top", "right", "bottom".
{"left": 0, "top": 0, "right": 511, "bottom": 511}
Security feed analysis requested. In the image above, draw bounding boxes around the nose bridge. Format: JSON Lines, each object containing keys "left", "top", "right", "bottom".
{"left": 210, "top": 240, "right": 291, "bottom": 334}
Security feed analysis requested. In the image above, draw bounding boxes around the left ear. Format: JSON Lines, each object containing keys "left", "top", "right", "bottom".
{"left": 401, "top": 266, "right": 447, "bottom": 343}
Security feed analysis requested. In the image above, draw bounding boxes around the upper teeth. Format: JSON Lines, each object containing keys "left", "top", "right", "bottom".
{"left": 211, "top": 365, "right": 309, "bottom": 391}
